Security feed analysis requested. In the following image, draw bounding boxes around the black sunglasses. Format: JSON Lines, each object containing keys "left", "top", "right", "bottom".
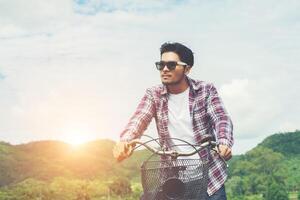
{"left": 155, "top": 61, "right": 188, "bottom": 71}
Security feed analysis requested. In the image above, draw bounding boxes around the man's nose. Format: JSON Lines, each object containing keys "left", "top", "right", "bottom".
{"left": 162, "top": 65, "right": 169, "bottom": 71}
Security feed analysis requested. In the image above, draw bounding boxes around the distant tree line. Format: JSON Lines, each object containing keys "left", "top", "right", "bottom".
{"left": 0, "top": 130, "right": 299, "bottom": 199}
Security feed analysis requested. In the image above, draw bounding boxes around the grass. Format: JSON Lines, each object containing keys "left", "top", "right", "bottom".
{"left": 289, "top": 192, "right": 298, "bottom": 200}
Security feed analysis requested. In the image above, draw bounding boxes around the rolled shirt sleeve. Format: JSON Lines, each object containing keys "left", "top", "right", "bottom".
{"left": 206, "top": 84, "right": 234, "bottom": 148}
{"left": 120, "top": 89, "right": 155, "bottom": 142}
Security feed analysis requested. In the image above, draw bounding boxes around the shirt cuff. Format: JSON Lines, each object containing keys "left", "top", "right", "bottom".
{"left": 218, "top": 138, "right": 232, "bottom": 148}
{"left": 120, "top": 131, "right": 135, "bottom": 142}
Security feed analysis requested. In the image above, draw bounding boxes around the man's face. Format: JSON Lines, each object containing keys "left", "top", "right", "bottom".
{"left": 159, "top": 52, "right": 187, "bottom": 85}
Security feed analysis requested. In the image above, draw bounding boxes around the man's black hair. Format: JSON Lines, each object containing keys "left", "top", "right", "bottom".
{"left": 160, "top": 42, "right": 194, "bottom": 67}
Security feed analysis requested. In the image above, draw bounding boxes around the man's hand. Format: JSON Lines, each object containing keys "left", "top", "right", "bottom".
{"left": 113, "top": 141, "right": 134, "bottom": 162}
{"left": 218, "top": 145, "right": 232, "bottom": 161}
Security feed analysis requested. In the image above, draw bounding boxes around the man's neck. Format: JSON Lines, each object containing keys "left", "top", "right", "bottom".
{"left": 167, "top": 78, "right": 189, "bottom": 94}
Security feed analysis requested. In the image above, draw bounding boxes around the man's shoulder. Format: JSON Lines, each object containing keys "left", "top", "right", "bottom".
{"left": 148, "top": 83, "right": 164, "bottom": 90}
{"left": 146, "top": 84, "right": 165, "bottom": 97}
{"left": 188, "top": 78, "right": 215, "bottom": 92}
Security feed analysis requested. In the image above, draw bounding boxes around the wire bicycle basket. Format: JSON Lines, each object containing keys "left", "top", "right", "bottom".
{"left": 136, "top": 136, "right": 213, "bottom": 200}
{"left": 141, "top": 158, "right": 209, "bottom": 200}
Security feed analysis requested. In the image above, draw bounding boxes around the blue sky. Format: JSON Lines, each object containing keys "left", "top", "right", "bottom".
{"left": 0, "top": 0, "right": 299, "bottom": 154}
{"left": 74, "top": 0, "right": 188, "bottom": 14}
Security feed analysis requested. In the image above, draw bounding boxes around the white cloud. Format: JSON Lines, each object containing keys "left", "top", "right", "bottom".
{"left": 220, "top": 79, "right": 277, "bottom": 139}
{"left": 0, "top": 0, "right": 73, "bottom": 37}
{"left": 220, "top": 76, "right": 300, "bottom": 140}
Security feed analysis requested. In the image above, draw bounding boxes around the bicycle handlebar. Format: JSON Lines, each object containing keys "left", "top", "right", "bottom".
{"left": 128, "top": 139, "right": 217, "bottom": 158}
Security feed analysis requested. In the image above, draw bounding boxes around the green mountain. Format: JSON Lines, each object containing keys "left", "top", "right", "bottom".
{"left": 0, "top": 130, "right": 299, "bottom": 199}
{"left": 258, "top": 130, "right": 300, "bottom": 156}
{"left": 227, "top": 130, "right": 300, "bottom": 200}
{"left": 0, "top": 139, "right": 151, "bottom": 187}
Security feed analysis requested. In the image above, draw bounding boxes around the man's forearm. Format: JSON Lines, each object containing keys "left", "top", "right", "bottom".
{"left": 120, "top": 89, "right": 155, "bottom": 141}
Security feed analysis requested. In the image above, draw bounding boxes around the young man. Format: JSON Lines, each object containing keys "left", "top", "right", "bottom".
{"left": 114, "top": 42, "right": 233, "bottom": 199}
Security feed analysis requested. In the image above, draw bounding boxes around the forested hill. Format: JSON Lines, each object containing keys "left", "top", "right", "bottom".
{"left": 0, "top": 130, "right": 299, "bottom": 199}
{"left": 227, "top": 130, "right": 300, "bottom": 200}
{"left": 0, "top": 130, "right": 299, "bottom": 187}
{"left": 0, "top": 139, "right": 150, "bottom": 187}
{"left": 258, "top": 130, "right": 300, "bottom": 156}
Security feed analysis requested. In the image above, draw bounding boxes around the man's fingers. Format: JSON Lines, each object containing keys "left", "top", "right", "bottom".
{"left": 113, "top": 142, "right": 126, "bottom": 159}
{"left": 224, "top": 154, "right": 232, "bottom": 161}
{"left": 218, "top": 145, "right": 232, "bottom": 161}
{"left": 113, "top": 142, "right": 134, "bottom": 162}
{"left": 218, "top": 145, "right": 226, "bottom": 157}
{"left": 223, "top": 148, "right": 231, "bottom": 157}
{"left": 124, "top": 144, "right": 132, "bottom": 154}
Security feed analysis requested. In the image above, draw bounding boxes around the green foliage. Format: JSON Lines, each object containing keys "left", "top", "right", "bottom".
{"left": 226, "top": 144, "right": 295, "bottom": 200}
{"left": 109, "top": 177, "right": 132, "bottom": 196}
{"left": 226, "top": 176, "right": 245, "bottom": 196}
{"left": 264, "top": 182, "right": 289, "bottom": 200}
{"left": 0, "top": 142, "right": 13, "bottom": 153}
{"left": 0, "top": 139, "right": 147, "bottom": 187}
{"left": 284, "top": 158, "right": 300, "bottom": 192}
{"left": 227, "top": 146, "right": 286, "bottom": 195}
{"left": 226, "top": 130, "right": 300, "bottom": 199}
{"left": 0, "top": 139, "right": 146, "bottom": 199}
{"left": 245, "top": 146, "right": 284, "bottom": 176}
{"left": 0, "top": 178, "right": 128, "bottom": 200}
{"left": 0, "top": 130, "right": 300, "bottom": 199}
{"left": 259, "top": 130, "right": 300, "bottom": 156}
{"left": 0, "top": 178, "right": 50, "bottom": 200}
{"left": 227, "top": 193, "right": 263, "bottom": 200}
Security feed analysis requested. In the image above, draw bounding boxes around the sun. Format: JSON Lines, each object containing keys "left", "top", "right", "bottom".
{"left": 60, "top": 125, "right": 95, "bottom": 146}
{"left": 65, "top": 134, "right": 89, "bottom": 146}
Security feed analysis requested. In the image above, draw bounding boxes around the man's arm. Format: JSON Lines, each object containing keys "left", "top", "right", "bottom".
{"left": 114, "top": 89, "right": 155, "bottom": 161}
{"left": 120, "top": 88, "right": 156, "bottom": 141}
{"left": 206, "top": 84, "right": 234, "bottom": 160}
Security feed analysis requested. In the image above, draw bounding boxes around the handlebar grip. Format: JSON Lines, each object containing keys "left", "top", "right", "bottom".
{"left": 128, "top": 139, "right": 140, "bottom": 147}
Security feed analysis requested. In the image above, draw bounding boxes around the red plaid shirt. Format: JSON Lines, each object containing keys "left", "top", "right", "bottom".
{"left": 120, "top": 76, "right": 234, "bottom": 196}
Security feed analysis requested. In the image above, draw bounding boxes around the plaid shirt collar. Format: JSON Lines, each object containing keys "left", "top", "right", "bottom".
{"left": 160, "top": 76, "right": 200, "bottom": 96}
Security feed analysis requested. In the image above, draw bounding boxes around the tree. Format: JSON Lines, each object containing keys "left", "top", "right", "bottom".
{"left": 245, "top": 147, "right": 284, "bottom": 176}
{"left": 284, "top": 158, "right": 300, "bottom": 192}
{"left": 264, "top": 182, "right": 288, "bottom": 200}
{"left": 0, "top": 178, "right": 52, "bottom": 200}
{"left": 226, "top": 176, "right": 245, "bottom": 196}
{"left": 109, "top": 177, "right": 132, "bottom": 196}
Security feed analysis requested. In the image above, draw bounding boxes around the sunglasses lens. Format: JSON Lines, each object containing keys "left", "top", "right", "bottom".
{"left": 166, "top": 62, "right": 177, "bottom": 70}
{"left": 155, "top": 61, "right": 177, "bottom": 70}
{"left": 155, "top": 62, "right": 164, "bottom": 70}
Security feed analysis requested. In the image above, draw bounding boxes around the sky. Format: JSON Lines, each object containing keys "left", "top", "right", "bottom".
{"left": 0, "top": 0, "right": 299, "bottom": 154}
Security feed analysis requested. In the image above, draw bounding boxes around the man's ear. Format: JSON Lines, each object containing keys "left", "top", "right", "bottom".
{"left": 184, "top": 66, "right": 191, "bottom": 75}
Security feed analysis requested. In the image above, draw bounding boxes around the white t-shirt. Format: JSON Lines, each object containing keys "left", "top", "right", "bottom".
{"left": 168, "top": 88, "right": 198, "bottom": 158}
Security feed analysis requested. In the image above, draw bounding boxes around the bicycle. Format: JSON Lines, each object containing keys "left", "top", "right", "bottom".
{"left": 115, "top": 135, "right": 226, "bottom": 200}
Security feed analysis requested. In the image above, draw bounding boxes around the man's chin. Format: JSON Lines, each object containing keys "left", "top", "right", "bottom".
{"left": 162, "top": 80, "right": 178, "bottom": 86}
{"left": 162, "top": 80, "right": 172, "bottom": 85}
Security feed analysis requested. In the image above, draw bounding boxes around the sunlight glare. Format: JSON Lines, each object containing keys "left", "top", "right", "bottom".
{"left": 60, "top": 124, "right": 96, "bottom": 146}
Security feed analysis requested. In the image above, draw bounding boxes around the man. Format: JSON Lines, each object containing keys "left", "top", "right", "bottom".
{"left": 113, "top": 42, "right": 233, "bottom": 199}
